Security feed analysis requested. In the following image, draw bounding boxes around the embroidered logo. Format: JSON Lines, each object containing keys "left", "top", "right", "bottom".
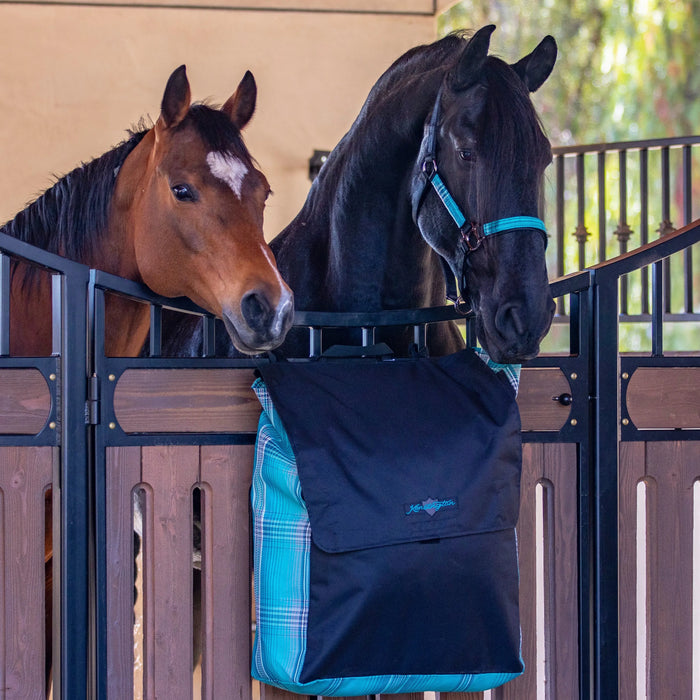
{"left": 405, "top": 497, "right": 457, "bottom": 517}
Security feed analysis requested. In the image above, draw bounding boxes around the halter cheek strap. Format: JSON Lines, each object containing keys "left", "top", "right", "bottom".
{"left": 418, "top": 87, "right": 548, "bottom": 307}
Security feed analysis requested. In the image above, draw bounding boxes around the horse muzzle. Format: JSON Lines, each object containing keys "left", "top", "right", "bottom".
{"left": 223, "top": 287, "right": 294, "bottom": 354}
{"left": 477, "top": 293, "right": 555, "bottom": 364}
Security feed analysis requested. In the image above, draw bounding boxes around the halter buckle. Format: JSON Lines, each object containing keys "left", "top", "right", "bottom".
{"left": 461, "top": 222, "right": 484, "bottom": 251}
{"left": 421, "top": 157, "right": 437, "bottom": 179}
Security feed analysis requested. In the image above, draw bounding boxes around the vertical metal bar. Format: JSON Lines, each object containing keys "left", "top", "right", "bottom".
{"left": 639, "top": 149, "right": 649, "bottom": 315}
{"left": 575, "top": 277, "right": 593, "bottom": 700}
{"left": 52, "top": 273, "right": 63, "bottom": 355}
{"left": 682, "top": 145, "right": 693, "bottom": 313}
{"left": 597, "top": 151, "right": 606, "bottom": 262}
{"left": 90, "top": 274, "right": 107, "bottom": 700}
{"left": 575, "top": 153, "right": 589, "bottom": 270}
{"left": 651, "top": 260, "right": 664, "bottom": 357}
{"left": 556, "top": 154, "right": 566, "bottom": 316}
{"left": 660, "top": 147, "right": 672, "bottom": 313}
{"left": 616, "top": 151, "right": 632, "bottom": 315}
{"left": 361, "top": 327, "right": 375, "bottom": 346}
{"left": 149, "top": 304, "right": 162, "bottom": 357}
{"left": 309, "top": 327, "right": 322, "bottom": 357}
{"left": 202, "top": 316, "right": 216, "bottom": 357}
{"left": 591, "top": 268, "right": 620, "bottom": 700}
{"left": 0, "top": 253, "right": 10, "bottom": 356}
{"left": 465, "top": 317, "right": 476, "bottom": 349}
{"left": 58, "top": 264, "right": 92, "bottom": 700}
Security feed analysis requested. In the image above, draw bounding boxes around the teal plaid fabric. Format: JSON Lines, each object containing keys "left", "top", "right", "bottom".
{"left": 250, "top": 352, "right": 523, "bottom": 695}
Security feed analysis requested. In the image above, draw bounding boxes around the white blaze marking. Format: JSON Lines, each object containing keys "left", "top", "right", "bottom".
{"left": 207, "top": 151, "right": 248, "bottom": 198}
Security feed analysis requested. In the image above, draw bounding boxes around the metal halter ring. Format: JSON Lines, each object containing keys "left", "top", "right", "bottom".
{"left": 461, "top": 222, "right": 485, "bottom": 251}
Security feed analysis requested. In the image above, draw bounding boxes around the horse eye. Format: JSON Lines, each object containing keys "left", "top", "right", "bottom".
{"left": 171, "top": 184, "right": 197, "bottom": 202}
{"left": 459, "top": 150, "right": 474, "bottom": 162}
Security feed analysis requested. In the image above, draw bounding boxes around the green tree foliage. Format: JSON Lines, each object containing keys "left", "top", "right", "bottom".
{"left": 439, "top": 0, "right": 700, "bottom": 143}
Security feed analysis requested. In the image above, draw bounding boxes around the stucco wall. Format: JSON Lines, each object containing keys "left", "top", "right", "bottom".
{"left": 0, "top": 4, "right": 453, "bottom": 240}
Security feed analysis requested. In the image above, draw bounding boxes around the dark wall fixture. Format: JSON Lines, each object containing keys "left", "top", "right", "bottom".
{"left": 309, "top": 150, "right": 330, "bottom": 181}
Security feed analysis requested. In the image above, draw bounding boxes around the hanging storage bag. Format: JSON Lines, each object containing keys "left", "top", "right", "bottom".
{"left": 251, "top": 347, "right": 524, "bottom": 696}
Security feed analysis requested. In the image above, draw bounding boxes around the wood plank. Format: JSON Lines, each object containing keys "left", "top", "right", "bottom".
{"left": 113, "top": 369, "right": 260, "bottom": 434}
{"left": 199, "top": 445, "right": 254, "bottom": 700}
{"left": 544, "top": 443, "right": 579, "bottom": 699}
{"left": 0, "top": 369, "right": 51, "bottom": 434}
{"left": 0, "top": 446, "right": 53, "bottom": 697}
{"left": 644, "top": 441, "right": 699, "bottom": 699}
{"left": 106, "top": 446, "right": 142, "bottom": 700}
{"left": 626, "top": 367, "right": 700, "bottom": 428}
{"left": 141, "top": 445, "right": 199, "bottom": 700}
{"left": 618, "top": 442, "right": 645, "bottom": 700}
{"left": 517, "top": 368, "right": 572, "bottom": 432}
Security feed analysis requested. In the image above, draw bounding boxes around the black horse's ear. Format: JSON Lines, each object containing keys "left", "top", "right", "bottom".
{"left": 160, "top": 65, "right": 191, "bottom": 129}
{"left": 451, "top": 24, "right": 496, "bottom": 91}
{"left": 222, "top": 71, "right": 257, "bottom": 131}
{"left": 512, "top": 36, "right": 558, "bottom": 92}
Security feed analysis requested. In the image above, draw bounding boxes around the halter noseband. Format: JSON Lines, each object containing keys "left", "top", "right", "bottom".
{"left": 418, "top": 87, "right": 548, "bottom": 307}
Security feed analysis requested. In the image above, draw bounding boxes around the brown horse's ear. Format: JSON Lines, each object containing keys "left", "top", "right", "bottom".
{"left": 158, "top": 65, "right": 191, "bottom": 130}
{"left": 222, "top": 71, "right": 257, "bottom": 131}
{"left": 451, "top": 24, "right": 496, "bottom": 91}
{"left": 512, "top": 36, "right": 558, "bottom": 92}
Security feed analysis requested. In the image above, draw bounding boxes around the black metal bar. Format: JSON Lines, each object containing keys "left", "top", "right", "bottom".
{"left": 597, "top": 151, "right": 606, "bottom": 262}
{"left": 575, "top": 282, "right": 593, "bottom": 700}
{"left": 149, "top": 304, "right": 163, "bottom": 357}
{"left": 575, "top": 153, "right": 589, "bottom": 270}
{"left": 640, "top": 149, "right": 649, "bottom": 315}
{"left": 651, "top": 261, "right": 664, "bottom": 357}
{"left": 616, "top": 151, "right": 631, "bottom": 314}
{"left": 202, "top": 315, "right": 216, "bottom": 357}
{"left": 556, "top": 154, "right": 566, "bottom": 316}
{"left": 552, "top": 133, "right": 700, "bottom": 156}
{"left": 57, "top": 264, "right": 92, "bottom": 700}
{"left": 591, "top": 268, "right": 620, "bottom": 700}
{"left": 660, "top": 147, "right": 672, "bottom": 313}
{"left": 683, "top": 145, "right": 693, "bottom": 313}
{"left": 0, "top": 252, "right": 9, "bottom": 356}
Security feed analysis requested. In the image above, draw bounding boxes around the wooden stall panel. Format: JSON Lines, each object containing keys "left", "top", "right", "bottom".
{"left": 199, "top": 445, "right": 254, "bottom": 700}
{"left": 517, "top": 368, "right": 572, "bottom": 432}
{"left": 0, "top": 446, "right": 53, "bottom": 697}
{"left": 626, "top": 367, "right": 700, "bottom": 429}
{"left": 618, "top": 441, "right": 700, "bottom": 700}
{"left": 113, "top": 369, "right": 259, "bottom": 433}
{"left": 0, "top": 369, "right": 51, "bottom": 434}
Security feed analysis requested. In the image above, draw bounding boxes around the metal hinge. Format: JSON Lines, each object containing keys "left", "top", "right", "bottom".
{"left": 85, "top": 373, "right": 100, "bottom": 425}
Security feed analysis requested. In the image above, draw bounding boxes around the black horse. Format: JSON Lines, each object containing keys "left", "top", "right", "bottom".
{"left": 164, "top": 25, "right": 557, "bottom": 362}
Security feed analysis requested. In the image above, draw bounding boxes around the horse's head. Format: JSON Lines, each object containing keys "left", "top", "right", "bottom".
{"left": 411, "top": 26, "right": 557, "bottom": 364}
{"left": 120, "top": 66, "right": 293, "bottom": 354}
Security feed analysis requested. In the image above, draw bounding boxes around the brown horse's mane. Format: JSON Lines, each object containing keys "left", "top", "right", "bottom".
{"left": 0, "top": 103, "right": 252, "bottom": 267}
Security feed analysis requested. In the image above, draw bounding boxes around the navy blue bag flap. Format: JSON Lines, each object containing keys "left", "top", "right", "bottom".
{"left": 257, "top": 349, "right": 522, "bottom": 554}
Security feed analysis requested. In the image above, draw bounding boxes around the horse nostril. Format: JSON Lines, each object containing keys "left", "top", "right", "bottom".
{"left": 495, "top": 303, "right": 526, "bottom": 339}
{"left": 241, "top": 290, "right": 273, "bottom": 334}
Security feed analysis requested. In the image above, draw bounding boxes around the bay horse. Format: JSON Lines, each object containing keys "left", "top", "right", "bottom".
{"left": 0, "top": 64, "right": 293, "bottom": 691}
{"left": 167, "top": 25, "right": 556, "bottom": 362}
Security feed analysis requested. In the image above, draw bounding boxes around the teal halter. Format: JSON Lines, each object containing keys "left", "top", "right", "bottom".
{"left": 417, "top": 87, "right": 548, "bottom": 305}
